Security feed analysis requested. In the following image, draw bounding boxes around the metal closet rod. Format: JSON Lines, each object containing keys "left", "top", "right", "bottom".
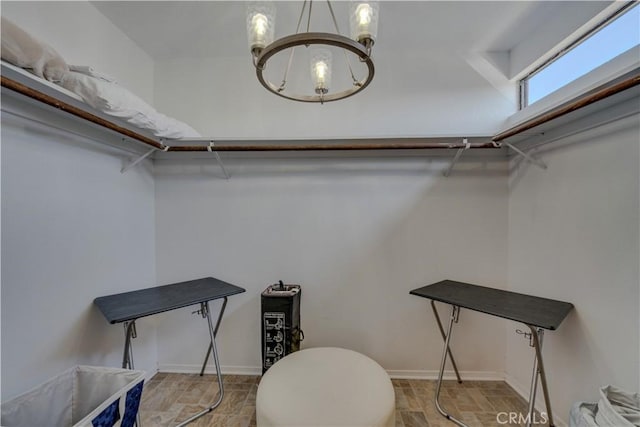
{"left": 2, "top": 68, "right": 638, "bottom": 152}
{"left": 0, "top": 76, "right": 165, "bottom": 151}
{"left": 168, "top": 142, "right": 497, "bottom": 151}
{"left": 493, "top": 68, "right": 640, "bottom": 142}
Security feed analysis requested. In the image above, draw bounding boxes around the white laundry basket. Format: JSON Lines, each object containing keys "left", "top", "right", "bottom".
{"left": 569, "top": 385, "right": 640, "bottom": 427}
{"left": 1, "top": 365, "right": 145, "bottom": 427}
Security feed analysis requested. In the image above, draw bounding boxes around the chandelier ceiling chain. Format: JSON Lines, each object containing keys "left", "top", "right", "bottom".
{"left": 306, "top": 0, "right": 313, "bottom": 32}
{"left": 279, "top": 0, "right": 310, "bottom": 93}
{"left": 325, "top": 0, "right": 361, "bottom": 86}
{"left": 246, "top": 0, "right": 379, "bottom": 104}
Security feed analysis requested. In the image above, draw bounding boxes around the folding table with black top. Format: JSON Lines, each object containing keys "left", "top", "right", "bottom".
{"left": 95, "top": 277, "right": 246, "bottom": 426}
{"left": 410, "top": 280, "right": 573, "bottom": 427}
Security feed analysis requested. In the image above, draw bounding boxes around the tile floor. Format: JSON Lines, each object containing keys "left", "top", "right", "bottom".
{"left": 139, "top": 373, "right": 536, "bottom": 427}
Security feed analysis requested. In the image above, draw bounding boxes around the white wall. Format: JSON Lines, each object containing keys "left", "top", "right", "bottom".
{"left": 1, "top": 1, "right": 155, "bottom": 104}
{"left": 1, "top": 99, "right": 157, "bottom": 400}
{"left": 1, "top": 0, "right": 159, "bottom": 401}
{"left": 154, "top": 158, "right": 508, "bottom": 375}
{"left": 506, "top": 115, "right": 640, "bottom": 420}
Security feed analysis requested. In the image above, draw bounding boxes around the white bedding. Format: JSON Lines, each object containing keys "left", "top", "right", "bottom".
{"left": 1, "top": 17, "right": 68, "bottom": 83}
{"left": 60, "top": 72, "right": 201, "bottom": 139}
{"left": 2, "top": 17, "right": 201, "bottom": 140}
{"left": 69, "top": 65, "right": 117, "bottom": 83}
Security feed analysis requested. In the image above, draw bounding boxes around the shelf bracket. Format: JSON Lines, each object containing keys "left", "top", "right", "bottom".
{"left": 443, "top": 138, "right": 470, "bottom": 177}
{"left": 208, "top": 141, "right": 230, "bottom": 180}
{"left": 120, "top": 146, "right": 159, "bottom": 174}
{"left": 503, "top": 141, "right": 547, "bottom": 170}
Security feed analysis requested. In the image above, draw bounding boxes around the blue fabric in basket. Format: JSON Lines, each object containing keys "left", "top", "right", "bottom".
{"left": 92, "top": 399, "right": 120, "bottom": 427}
{"left": 121, "top": 380, "right": 145, "bottom": 427}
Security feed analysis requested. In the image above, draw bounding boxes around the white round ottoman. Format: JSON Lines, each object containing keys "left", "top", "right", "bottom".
{"left": 256, "top": 347, "right": 395, "bottom": 427}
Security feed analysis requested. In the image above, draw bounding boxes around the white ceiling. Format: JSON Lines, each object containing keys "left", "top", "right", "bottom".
{"left": 88, "top": 1, "right": 613, "bottom": 138}
{"left": 91, "top": 1, "right": 597, "bottom": 62}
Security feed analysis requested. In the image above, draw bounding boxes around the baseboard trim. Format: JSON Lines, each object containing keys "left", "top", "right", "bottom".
{"left": 145, "top": 368, "right": 159, "bottom": 382}
{"left": 386, "top": 369, "right": 504, "bottom": 381}
{"left": 158, "top": 364, "right": 503, "bottom": 381}
{"left": 158, "top": 364, "right": 262, "bottom": 376}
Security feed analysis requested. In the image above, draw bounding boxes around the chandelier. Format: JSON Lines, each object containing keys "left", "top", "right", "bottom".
{"left": 246, "top": 1, "right": 379, "bottom": 103}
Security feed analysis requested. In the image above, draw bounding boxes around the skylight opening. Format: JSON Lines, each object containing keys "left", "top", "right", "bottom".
{"left": 521, "top": 2, "right": 640, "bottom": 107}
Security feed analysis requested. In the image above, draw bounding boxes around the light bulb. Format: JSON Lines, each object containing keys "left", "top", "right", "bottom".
{"left": 252, "top": 13, "right": 268, "bottom": 37}
{"left": 356, "top": 4, "right": 372, "bottom": 27}
{"left": 310, "top": 48, "right": 332, "bottom": 94}
{"left": 315, "top": 61, "right": 328, "bottom": 86}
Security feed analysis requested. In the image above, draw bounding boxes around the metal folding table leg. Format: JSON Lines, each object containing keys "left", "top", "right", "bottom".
{"left": 434, "top": 305, "right": 468, "bottom": 427}
{"left": 199, "top": 297, "right": 228, "bottom": 376}
{"left": 176, "top": 301, "right": 225, "bottom": 426}
{"left": 430, "top": 300, "right": 462, "bottom": 383}
{"left": 122, "top": 321, "right": 137, "bottom": 369}
{"left": 526, "top": 325, "right": 555, "bottom": 427}
{"left": 122, "top": 321, "right": 142, "bottom": 427}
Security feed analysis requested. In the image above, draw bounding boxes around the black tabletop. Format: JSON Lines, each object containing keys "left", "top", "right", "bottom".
{"left": 410, "top": 280, "right": 573, "bottom": 330}
{"left": 94, "top": 277, "right": 246, "bottom": 324}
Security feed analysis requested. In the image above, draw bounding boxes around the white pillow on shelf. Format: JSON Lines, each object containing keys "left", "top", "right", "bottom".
{"left": 60, "top": 71, "right": 201, "bottom": 139}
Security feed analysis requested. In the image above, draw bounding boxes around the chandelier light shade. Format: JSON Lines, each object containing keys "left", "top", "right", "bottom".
{"left": 310, "top": 48, "right": 332, "bottom": 94}
{"left": 246, "top": 2, "right": 276, "bottom": 57}
{"left": 247, "top": 0, "right": 379, "bottom": 104}
{"left": 350, "top": 1, "right": 379, "bottom": 48}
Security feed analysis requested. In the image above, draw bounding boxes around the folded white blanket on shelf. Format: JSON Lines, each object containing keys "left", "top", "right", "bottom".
{"left": 2, "top": 17, "right": 201, "bottom": 140}
{"left": 60, "top": 71, "right": 201, "bottom": 139}
{"left": 69, "top": 65, "right": 117, "bottom": 83}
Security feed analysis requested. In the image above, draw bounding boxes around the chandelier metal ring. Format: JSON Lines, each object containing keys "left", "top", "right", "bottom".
{"left": 255, "top": 32, "right": 375, "bottom": 103}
